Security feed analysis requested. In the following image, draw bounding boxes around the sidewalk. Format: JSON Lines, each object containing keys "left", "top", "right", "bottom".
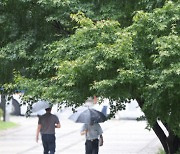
{"left": 0, "top": 109, "right": 162, "bottom": 154}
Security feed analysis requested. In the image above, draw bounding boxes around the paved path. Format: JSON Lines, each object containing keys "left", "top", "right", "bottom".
{"left": 0, "top": 109, "right": 162, "bottom": 154}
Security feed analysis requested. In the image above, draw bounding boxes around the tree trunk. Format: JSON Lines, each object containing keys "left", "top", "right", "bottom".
{"left": 167, "top": 132, "right": 180, "bottom": 154}
{"left": 136, "top": 98, "right": 180, "bottom": 154}
{"left": 0, "top": 94, "right": 6, "bottom": 121}
{"left": 152, "top": 121, "right": 168, "bottom": 153}
{"left": 149, "top": 119, "right": 180, "bottom": 154}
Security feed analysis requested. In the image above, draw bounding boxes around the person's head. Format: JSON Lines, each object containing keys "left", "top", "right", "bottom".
{"left": 45, "top": 107, "right": 52, "bottom": 112}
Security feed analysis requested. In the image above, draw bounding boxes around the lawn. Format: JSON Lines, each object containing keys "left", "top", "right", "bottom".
{"left": 0, "top": 121, "right": 18, "bottom": 130}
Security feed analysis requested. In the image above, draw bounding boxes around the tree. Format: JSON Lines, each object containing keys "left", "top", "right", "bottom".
{"left": 0, "top": 0, "right": 167, "bottom": 86}
{"left": 1, "top": 0, "right": 179, "bottom": 153}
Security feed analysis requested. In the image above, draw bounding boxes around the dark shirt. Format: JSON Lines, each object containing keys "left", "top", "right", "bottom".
{"left": 38, "top": 112, "right": 59, "bottom": 134}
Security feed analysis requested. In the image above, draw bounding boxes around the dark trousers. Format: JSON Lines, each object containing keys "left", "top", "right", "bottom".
{"left": 85, "top": 139, "right": 99, "bottom": 154}
{"left": 41, "top": 134, "right": 56, "bottom": 154}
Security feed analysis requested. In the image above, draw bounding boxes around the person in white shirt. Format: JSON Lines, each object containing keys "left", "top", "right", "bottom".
{"left": 81, "top": 123, "right": 103, "bottom": 154}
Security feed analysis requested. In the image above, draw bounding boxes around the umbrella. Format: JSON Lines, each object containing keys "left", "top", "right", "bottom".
{"left": 31, "top": 100, "right": 51, "bottom": 112}
{"left": 69, "top": 107, "right": 107, "bottom": 124}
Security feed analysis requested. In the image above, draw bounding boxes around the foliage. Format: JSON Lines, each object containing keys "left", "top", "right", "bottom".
{"left": 12, "top": 1, "right": 180, "bottom": 127}
{"left": 129, "top": 1, "right": 180, "bottom": 136}
{"left": 0, "top": 0, "right": 169, "bottom": 87}
{"left": 0, "top": 0, "right": 180, "bottom": 152}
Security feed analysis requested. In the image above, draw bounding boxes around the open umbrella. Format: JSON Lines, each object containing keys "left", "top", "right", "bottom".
{"left": 31, "top": 100, "right": 51, "bottom": 112}
{"left": 69, "top": 107, "right": 107, "bottom": 124}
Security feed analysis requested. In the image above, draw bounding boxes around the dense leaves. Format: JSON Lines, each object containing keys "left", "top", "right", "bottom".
{"left": 1, "top": 0, "right": 180, "bottom": 152}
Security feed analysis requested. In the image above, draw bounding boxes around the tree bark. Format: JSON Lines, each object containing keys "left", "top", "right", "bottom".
{"left": 152, "top": 121, "right": 168, "bottom": 153}
{"left": 0, "top": 94, "right": 6, "bottom": 121}
{"left": 136, "top": 98, "right": 180, "bottom": 154}
{"left": 167, "top": 131, "right": 180, "bottom": 154}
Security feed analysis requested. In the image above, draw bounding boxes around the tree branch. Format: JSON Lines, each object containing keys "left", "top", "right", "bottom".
{"left": 52, "top": 21, "right": 71, "bottom": 35}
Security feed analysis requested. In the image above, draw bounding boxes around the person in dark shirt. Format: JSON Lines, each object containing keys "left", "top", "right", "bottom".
{"left": 36, "top": 107, "right": 61, "bottom": 154}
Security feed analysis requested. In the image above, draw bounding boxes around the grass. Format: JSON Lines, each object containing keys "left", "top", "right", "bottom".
{"left": 157, "top": 148, "right": 165, "bottom": 154}
{"left": 0, "top": 121, "right": 18, "bottom": 131}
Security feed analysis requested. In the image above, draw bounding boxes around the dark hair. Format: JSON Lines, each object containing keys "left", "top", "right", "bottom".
{"left": 45, "top": 108, "right": 52, "bottom": 112}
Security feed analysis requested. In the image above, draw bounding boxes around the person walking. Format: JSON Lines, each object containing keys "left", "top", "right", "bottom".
{"left": 36, "top": 107, "right": 61, "bottom": 154}
{"left": 81, "top": 122, "right": 103, "bottom": 154}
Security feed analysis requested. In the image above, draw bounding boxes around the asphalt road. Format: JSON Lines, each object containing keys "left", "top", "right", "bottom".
{"left": 0, "top": 108, "right": 162, "bottom": 154}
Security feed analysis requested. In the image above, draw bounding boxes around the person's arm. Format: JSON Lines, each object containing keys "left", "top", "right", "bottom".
{"left": 99, "top": 134, "right": 104, "bottom": 146}
{"left": 36, "top": 124, "right": 41, "bottom": 143}
{"left": 97, "top": 124, "right": 103, "bottom": 145}
{"left": 100, "top": 134, "right": 103, "bottom": 141}
{"left": 80, "top": 124, "right": 88, "bottom": 136}
{"left": 55, "top": 116, "right": 61, "bottom": 128}
{"left": 81, "top": 129, "right": 88, "bottom": 135}
{"left": 55, "top": 122, "right": 61, "bottom": 128}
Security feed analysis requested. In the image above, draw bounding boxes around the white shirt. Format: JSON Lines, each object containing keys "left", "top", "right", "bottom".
{"left": 81, "top": 123, "right": 103, "bottom": 140}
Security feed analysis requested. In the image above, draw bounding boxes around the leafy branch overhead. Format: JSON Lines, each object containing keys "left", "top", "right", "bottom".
{"left": 0, "top": 1, "right": 180, "bottom": 153}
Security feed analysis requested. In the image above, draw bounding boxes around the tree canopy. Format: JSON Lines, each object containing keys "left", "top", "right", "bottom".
{"left": 0, "top": 0, "right": 180, "bottom": 153}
